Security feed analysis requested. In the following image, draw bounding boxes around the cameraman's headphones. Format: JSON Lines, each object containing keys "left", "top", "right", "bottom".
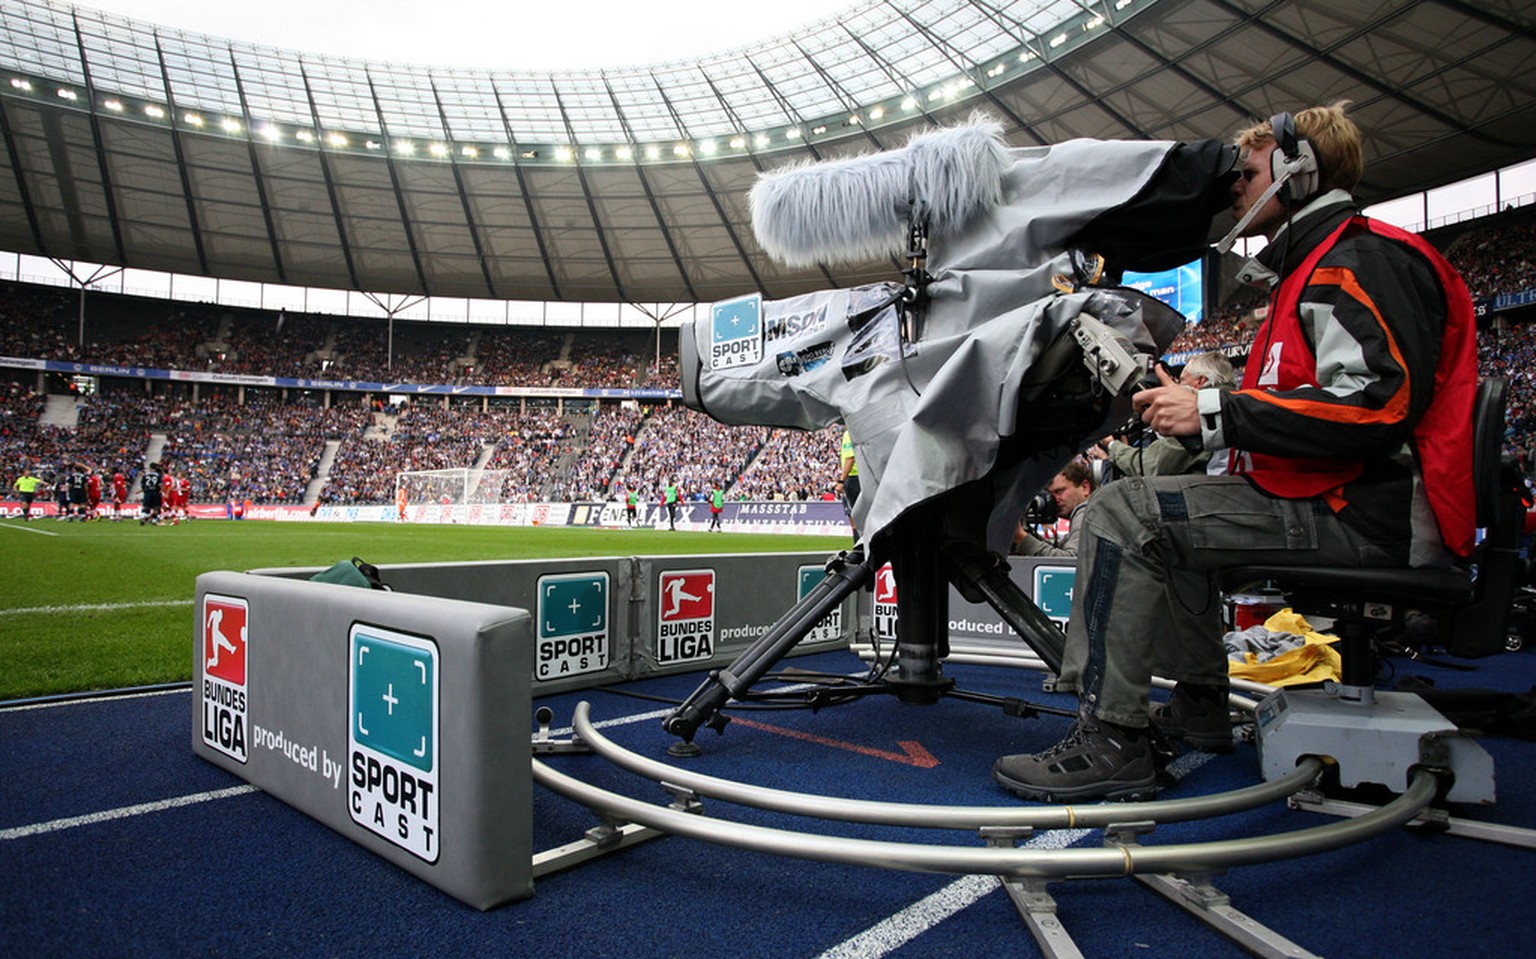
{"left": 1269, "top": 112, "right": 1320, "bottom": 207}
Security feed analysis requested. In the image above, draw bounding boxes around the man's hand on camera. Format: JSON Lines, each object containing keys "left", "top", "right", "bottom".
{"left": 1132, "top": 365, "right": 1200, "bottom": 436}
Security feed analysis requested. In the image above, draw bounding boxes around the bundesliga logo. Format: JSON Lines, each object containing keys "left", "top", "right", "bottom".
{"left": 656, "top": 569, "right": 715, "bottom": 664}
{"left": 201, "top": 594, "right": 249, "bottom": 763}
{"left": 873, "top": 563, "right": 899, "bottom": 644}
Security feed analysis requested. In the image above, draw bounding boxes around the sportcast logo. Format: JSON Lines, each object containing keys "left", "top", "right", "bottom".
{"left": 656, "top": 569, "right": 714, "bottom": 664}
{"left": 1034, "top": 566, "right": 1076, "bottom": 629}
{"left": 348, "top": 626, "right": 439, "bottom": 862}
{"left": 797, "top": 564, "right": 841, "bottom": 645}
{"left": 709, "top": 294, "right": 762, "bottom": 370}
{"left": 201, "top": 594, "right": 249, "bottom": 763}
{"left": 536, "top": 572, "right": 609, "bottom": 680}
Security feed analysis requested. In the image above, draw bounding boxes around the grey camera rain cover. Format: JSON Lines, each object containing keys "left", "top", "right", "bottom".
{"left": 682, "top": 121, "right": 1210, "bottom": 551}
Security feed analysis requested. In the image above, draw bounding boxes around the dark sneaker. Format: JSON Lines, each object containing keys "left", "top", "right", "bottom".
{"left": 993, "top": 716, "right": 1158, "bottom": 802}
{"left": 1150, "top": 683, "right": 1235, "bottom": 754}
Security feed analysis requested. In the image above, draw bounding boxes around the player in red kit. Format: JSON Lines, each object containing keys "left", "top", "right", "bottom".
{"left": 111, "top": 468, "right": 128, "bottom": 521}
{"left": 85, "top": 467, "right": 102, "bottom": 520}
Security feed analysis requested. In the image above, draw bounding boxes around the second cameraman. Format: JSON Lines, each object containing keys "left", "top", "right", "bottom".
{"left": 1088, "top": 351, "right": 1237, "bottom": 478}
{"left": 1012, "top": 460, "right": 1094, "bottom": 557}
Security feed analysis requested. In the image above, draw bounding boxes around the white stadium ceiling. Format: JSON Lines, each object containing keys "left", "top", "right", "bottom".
{"left": 0, "top": 0, "right": 1533, "bottom": 305}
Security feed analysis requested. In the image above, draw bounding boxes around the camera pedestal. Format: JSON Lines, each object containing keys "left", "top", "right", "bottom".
{"left": 661, "top": 499, "right": 1070, "bottom": 748}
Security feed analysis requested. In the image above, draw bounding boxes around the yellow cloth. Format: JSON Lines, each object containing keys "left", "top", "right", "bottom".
{"left": 1226, "top": 608, "right": 1342, "bottom": 687}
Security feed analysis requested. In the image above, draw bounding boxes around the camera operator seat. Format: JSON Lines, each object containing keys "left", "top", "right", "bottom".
{"left": 1217, "top": 376, "right": 1513, "bottom": 804}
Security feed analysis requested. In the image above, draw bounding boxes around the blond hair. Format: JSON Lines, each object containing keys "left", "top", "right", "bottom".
{"left": 1234, "top": 100, "right": 1364, "bottom": 195}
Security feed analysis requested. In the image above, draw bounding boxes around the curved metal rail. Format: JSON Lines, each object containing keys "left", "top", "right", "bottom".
{"left": 569, "top": 701, "right": 1321, "bottom": 830}
{"left": 533, "top": 748, "right": 1439, "bottom": 879}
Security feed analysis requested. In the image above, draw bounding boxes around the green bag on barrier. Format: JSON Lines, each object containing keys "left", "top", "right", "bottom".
{"left": 309, "top": 556, "right": 389, "bottom": 590}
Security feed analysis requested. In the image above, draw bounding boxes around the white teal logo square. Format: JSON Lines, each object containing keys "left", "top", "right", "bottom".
{"left": 1033, "top": 566, "right": 1076, "bottom": 627}
{"left": 348, "top": 625, "right": 439, "bottom": 862}
{"left": 797, "top": 564, "right": 841, "bottom": 645}
{"left": 536, "top": 572, "right": 610, "bottom": 680}
{"left": 709, "top": 294, "right": 762, "bottom": 370}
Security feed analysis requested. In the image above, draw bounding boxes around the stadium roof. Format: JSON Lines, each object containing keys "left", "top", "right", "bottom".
{"left": 1, "top": 0, "right": 1534, "bottom": 307}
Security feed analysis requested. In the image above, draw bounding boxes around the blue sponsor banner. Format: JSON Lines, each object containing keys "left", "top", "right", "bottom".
{"left": 0, "top": 356, "right": 680, "bottom": 400}
{"left": 1480, "top": 287, "right": 1536, "bottom": 314}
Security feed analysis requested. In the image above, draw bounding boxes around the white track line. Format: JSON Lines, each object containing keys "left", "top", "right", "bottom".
{"left": 0, "top": 599, "right": 190, "bottom": 616}
{"left": 1, "top": 785, "right": 259, "bottom": 841}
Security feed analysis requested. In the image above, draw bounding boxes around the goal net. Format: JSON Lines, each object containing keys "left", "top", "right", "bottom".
{"left": 395, "top": 468, "right": 508, "bottom": 506}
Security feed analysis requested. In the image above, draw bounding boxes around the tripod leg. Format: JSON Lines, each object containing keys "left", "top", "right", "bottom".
{"left": 662, "top": 552, "right": 875, "bottom": 744}
{"left": 946, "top": 545, "right": 1066, "bottom": 675}
{"left": 885, "top": 536, "right": 956, "bottom": 704}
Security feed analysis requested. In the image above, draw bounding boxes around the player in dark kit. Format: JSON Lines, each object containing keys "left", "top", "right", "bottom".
{"left": 139, "top": 461, "right": 164, "bottom": 525}
{"left": 66, "top": 462, "right": 88, "bottom": 521}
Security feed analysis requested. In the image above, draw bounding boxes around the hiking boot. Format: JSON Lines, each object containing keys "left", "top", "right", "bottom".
{"left": 993, "top": 715, "right": 1158, "bottom": 802}
{"left": 1150, "top": 682, "right": 1235, "bottom": 754}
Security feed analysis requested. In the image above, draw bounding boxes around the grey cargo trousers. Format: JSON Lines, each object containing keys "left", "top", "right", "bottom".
{"left": 1054, "top": 474, "right": 1402, "bottom": 728}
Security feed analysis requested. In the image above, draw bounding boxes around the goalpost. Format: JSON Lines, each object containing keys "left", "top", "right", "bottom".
{"left": 395, "top": 468, "right": 509, "bottom": 507}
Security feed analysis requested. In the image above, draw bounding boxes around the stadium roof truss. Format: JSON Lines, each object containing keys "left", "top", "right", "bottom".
{"left": 0, "top": 0, "right": 1533, "bottom": 307}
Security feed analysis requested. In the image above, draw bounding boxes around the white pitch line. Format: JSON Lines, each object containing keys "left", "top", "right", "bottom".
{"left": 1, "top": 784, "right": 259, "bottom": 841}
{"left": 815, "top": 750, "right": 1219, "bottom": 958}
{"left": 814, "top": 827, "right": 1096, "bottom": 959}
{"left": 0, "top": 598, "right": 190, "bottom": 616}
{"left": 3, "top": 686, "right": 189, "bottom": 712}
{"left": 0, "top": 521, "right": 59, "bottom": 536}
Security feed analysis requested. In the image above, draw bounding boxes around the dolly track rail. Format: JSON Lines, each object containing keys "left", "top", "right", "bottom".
{"left": 533, "top": 701, "right": 1440, "bottom": 879}
{"left": 571, "top": 701, "right": 1321, "bottom": 830}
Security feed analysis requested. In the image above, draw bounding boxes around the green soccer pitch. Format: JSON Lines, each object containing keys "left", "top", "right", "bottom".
{"left": 0, "top": 519, "right": 849, "bottom": 701}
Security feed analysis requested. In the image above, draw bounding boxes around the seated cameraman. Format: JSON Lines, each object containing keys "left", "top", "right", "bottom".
{"left": 993, "top": 102, "right": 1477, "bottom": 802}
{"left": 1089, "top": 351, "right": 1237, "bottom": 477}
{"left": 1012, "top": 461, "right": 1093, "bottom": 557}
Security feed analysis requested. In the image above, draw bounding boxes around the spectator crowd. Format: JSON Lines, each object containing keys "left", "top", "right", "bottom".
{"left": 5, "top": 211, "right": 1536, "bottom": 510}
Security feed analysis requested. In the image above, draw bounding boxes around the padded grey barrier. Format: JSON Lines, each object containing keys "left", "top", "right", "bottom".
{"left": 629, "top": 552, "right": 849, "bottom": 680}
{"left": 197, "top": 551, "right": 854, "bottom": 908}
{"left": 860, "top": 555, "right": 1074, "bottom": 654}
{"left": 247, "top": 551, "right": 852, "bottom": 695}
{"left": 193, "top": 570, "right": 534, "bottom": 910}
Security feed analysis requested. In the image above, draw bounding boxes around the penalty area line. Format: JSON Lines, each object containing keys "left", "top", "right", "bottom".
{"left": 1, "top": 784, "right": 260, "bottom": 841}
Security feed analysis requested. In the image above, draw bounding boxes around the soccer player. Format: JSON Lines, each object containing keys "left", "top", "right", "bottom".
{"left": 85, "top": 466, "right": 102, "bottom": 520}
{"left": 140, "top": 460, "right": 164, "bottom": 525}
{"left": 110, "top": 467, "right": 128, "bottom": 521}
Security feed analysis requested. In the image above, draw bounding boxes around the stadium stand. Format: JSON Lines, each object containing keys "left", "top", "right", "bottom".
{"left": 5, "top": 209, "right": 1536, "bottom": 511}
